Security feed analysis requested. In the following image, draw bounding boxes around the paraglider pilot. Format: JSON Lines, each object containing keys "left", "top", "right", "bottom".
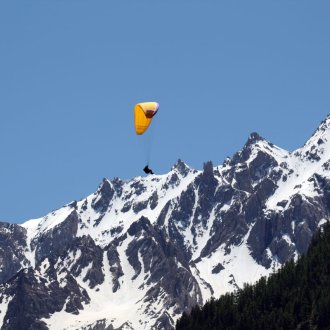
{"left": 143, "top": 165, "right": 154, "bottom": 175}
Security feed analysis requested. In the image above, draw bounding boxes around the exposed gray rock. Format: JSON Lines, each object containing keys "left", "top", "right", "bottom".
{"left": 105, "top": 242, "right": 124, "bottom": 293}
{"left": 212, "top": 263, "right": 224, "bottom": 274}
{"left": 92, "top": 179, "right": 115, "bottom": 213}
{"left": 1, "top": 267, "right": 89, "bottom": 330}
{"left": 68, "top": 235, "right": 104, "bottom": 288}
{"left": 0, "top": 222, "right": 29, "bottom": 284}
{"left": 172, "top": 159, "right": 192, "bottom": 177}
{"left": 34, "top": 210, "right": 79, "bottom": 265}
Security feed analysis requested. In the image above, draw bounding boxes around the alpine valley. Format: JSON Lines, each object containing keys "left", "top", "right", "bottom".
{"left": 1, "top": 116, "right": 330, "bottom": 330}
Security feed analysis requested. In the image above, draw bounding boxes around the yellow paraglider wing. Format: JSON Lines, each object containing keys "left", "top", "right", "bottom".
{"left": 134, "top": 102, "right": 159, "bottom": 135}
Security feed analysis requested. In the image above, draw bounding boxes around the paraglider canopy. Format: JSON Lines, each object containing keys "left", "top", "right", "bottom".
{"left": 134, "top": 102, "right": 159, "bottom": 135}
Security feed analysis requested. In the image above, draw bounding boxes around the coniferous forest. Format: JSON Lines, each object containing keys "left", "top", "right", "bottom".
{"left": 176, "top": 222, "right": 330, "bottom": 330}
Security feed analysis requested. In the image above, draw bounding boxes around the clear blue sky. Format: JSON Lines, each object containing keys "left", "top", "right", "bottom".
{"left": 0, "top": 0, "right": 329, "bottom": 223}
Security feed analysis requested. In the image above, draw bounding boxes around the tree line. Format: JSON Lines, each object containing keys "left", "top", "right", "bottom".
{"left": 176, "top": 222, "right": 330, "bottom": 329}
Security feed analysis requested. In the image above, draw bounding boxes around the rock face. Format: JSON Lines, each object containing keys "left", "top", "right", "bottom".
{"left": 0, "top": 223, "right": 29, "bottom": 284}
{"left": 1, "top": 116, "right": 330, "bottom": 329}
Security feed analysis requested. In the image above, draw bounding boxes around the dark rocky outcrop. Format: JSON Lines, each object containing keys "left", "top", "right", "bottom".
{"left": 92, "top": 179, "right": 115, "bottom": 213}
{"left": 1, "top": 268, "right": 89, "bottom": 330}
{"left": 0, "top": 223, "right": 29, "bottom": 284}
{"left": 34, "top": 211, "right": 79, "bottom": 264}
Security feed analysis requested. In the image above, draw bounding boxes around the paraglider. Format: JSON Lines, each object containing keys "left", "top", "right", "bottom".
{"left": 134, "top": 102, "right": 159, "bottom": 175}
{"left": 143, "top": 165, "right": 154, "bottom": 175}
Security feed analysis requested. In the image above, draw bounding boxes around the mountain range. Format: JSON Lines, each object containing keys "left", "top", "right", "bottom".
{"left": 1, "top": 115, "right": 330, "bottom": 329}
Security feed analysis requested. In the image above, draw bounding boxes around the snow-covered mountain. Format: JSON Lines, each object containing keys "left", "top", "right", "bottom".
{"left": 1, "top": 116, "right": 330, "bottom": 330}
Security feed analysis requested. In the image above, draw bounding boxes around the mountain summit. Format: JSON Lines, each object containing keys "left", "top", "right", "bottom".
{"left": 1, "top": 116, "right": 330, "bottom": 329}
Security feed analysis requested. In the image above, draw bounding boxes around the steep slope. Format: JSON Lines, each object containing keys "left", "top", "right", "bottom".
{"left": 1, "top": 115, "right": 330, "bottom": 329}
{"left": 176, "top": 221, "right": 330, "bottom": 330}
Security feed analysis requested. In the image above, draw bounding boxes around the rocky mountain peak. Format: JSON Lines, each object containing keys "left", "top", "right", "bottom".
{"left": 171, "top": 159, "right": 192, "bottom": 177}
{"left": 91, "top": 178, "right": 114, "bottom": 213}
{"left": 298, "top": 115, "right": 330, "bottom": 162}
{"left": 99, "top": 178, "right": 112, "bottom": 192}
{"left": 202, "top": 161, "right": 214, "bottom": 177}
{"left": 230, "top": 132, "right": 275, "bottom": 166}
{"left": 317, "top": 114, "right": 330, "bottom": 132}
{"left": 246, "top": 132, "right": 265, "bottom": 146}
{"left": 304, "top": 115, "right": 330, "bottom": 146}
